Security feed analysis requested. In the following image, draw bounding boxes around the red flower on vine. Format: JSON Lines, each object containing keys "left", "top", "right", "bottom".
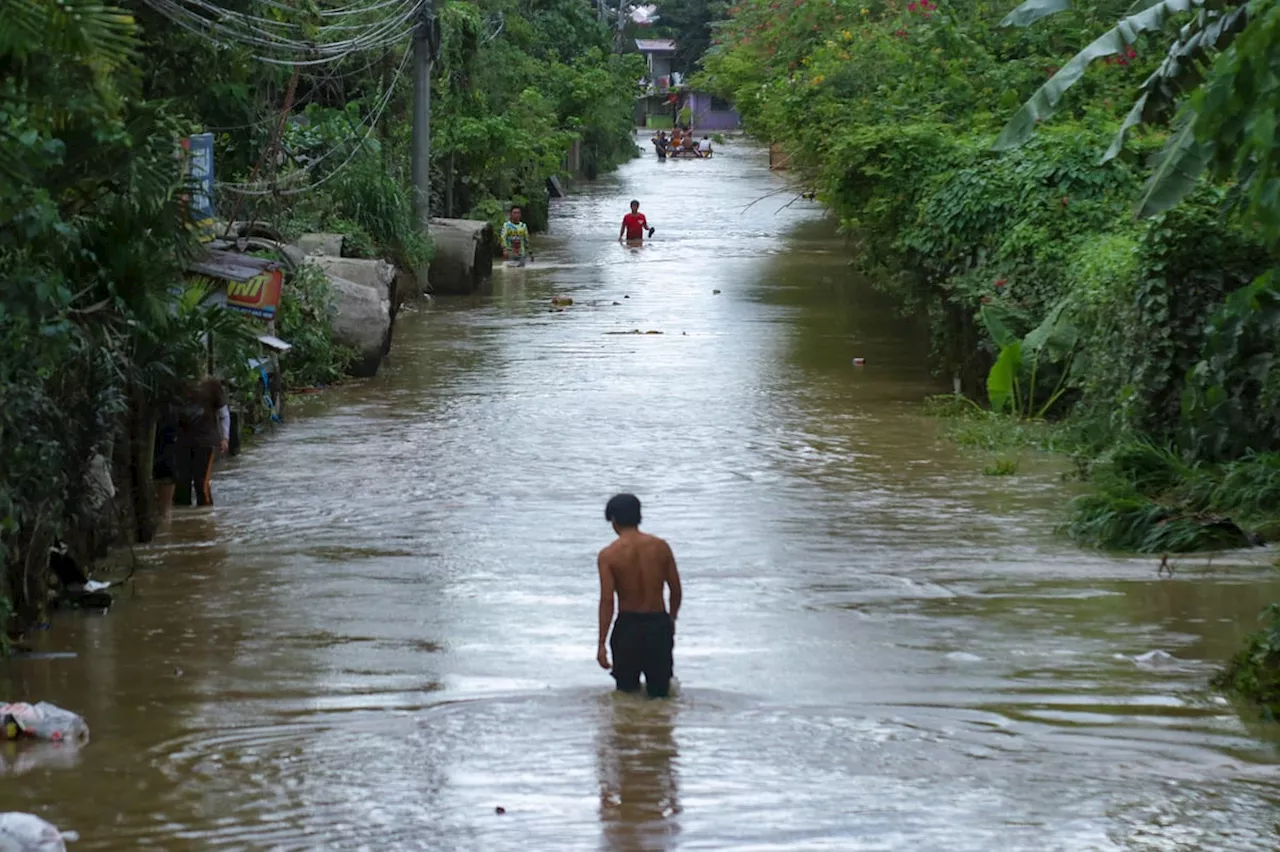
{"left": 994, "top": 279, "right": 1006, "bottom": 289}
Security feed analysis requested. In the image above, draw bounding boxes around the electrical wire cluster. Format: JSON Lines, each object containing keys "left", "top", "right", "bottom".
{"left": 144, "top": 0, "right": 432, "bottom": 196}
{"left": 141, "top": 0, "right": 426, "bottom": 66}
{"left": 217, "top": 47, "right": 413, "bottom": 195}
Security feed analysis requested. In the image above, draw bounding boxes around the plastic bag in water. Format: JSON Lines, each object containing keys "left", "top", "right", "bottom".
{"left": 0, "top": 813, "right": 77, "bottom": 852}
{"left": 0, "top": 704, "right": 89, "bottom": 746}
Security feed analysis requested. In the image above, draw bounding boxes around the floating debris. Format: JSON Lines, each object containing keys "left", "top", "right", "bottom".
{"left": 0, "top": 813, "right": 78, "bottom": 851}
{"left": 1125, "top": 649, "right": 1182, "bottom": 669}
{"left": 551, "top": 296, "right": 573, "bottom": 306}
{"left": 605, "top": 330, "right": 663, "bottom": 335}
{"left": 945, "top": 651, "right": 983, "bottom": 663}
{"left": 852, "top": 358, "right": 866, "bottom": 366}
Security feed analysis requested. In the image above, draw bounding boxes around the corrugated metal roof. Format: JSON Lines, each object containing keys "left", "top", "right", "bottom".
{"left": 186, "top": 248, "right": 279, "bottom": 283}
{"left": 635, "top": 38, "right": 677, "bottom": 52}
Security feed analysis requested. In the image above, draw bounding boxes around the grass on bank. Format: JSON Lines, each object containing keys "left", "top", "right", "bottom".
{"left": 923, "top": 394, "right": 1280, "bottom": 553}
{"left": 1068, "top": 444, "right": 1280, "bottom": 553}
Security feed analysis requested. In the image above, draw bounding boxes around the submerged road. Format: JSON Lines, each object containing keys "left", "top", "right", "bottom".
{"left": 4, "top": 138, "right": 1280, "bottom": 850}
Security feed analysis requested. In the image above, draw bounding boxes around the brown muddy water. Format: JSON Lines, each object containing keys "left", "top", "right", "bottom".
{"left": 3, "top": 138, "right": 1280, "bottom": 851}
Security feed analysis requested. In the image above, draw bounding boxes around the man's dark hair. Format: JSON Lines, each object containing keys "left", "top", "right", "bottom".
{"left": 605, "top": 493, "right": 642, "bottom": 527}
{"left": 629, "top": 199, "right": 640, "bottom": 208}
{"left": 510, "top": 205, "right": 521, "bottom": 213}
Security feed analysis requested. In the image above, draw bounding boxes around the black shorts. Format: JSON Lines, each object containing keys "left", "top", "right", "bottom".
{"left": 610, "top": 611, "right": 674, "bottom": 698}
{"left": 152, "top": 445, "right": 177, "bottom": 483}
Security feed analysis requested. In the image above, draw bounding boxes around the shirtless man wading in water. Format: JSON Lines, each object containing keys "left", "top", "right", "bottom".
{"left": 597, "top": 494, "right": 682, "bottom": 697}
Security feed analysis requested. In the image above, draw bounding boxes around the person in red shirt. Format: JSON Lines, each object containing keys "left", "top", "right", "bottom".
{"left": 618, "top": 200, "right": 655, "bottom": 243}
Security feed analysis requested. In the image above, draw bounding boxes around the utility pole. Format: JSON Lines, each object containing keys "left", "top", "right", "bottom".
{"left": 412, "top": 0, "right": 437, "bottom": 230}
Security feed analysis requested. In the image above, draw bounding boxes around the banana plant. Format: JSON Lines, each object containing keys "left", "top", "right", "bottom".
{"left": 982, "top": 299, "right": 1080, "bottom": 420}
{"left": 993, "top": 0, "right": 1251, "bottom": 218}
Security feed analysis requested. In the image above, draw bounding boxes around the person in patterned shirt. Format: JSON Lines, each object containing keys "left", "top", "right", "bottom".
{"left": 500, "top": 205, "right": 532, "bottom": 265}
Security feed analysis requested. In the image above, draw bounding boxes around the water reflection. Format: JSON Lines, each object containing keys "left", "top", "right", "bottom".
{"left": 597, "top": 695, "right": 681, "bottom": 851}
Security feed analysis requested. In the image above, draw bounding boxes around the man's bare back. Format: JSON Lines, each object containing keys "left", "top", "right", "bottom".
{"left": 599, "top": 532, "right": 678, "bottom": 614}
{"left": 597, "top": 494, "right": 682, "bottom": 697}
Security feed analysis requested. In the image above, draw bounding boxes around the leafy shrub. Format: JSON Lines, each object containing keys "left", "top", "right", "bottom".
{"left": 1213, "top": 603, "right": 1280, "bottom": 721}
{"left": 1065, "top": 443, "right": 1280, "bottom": 552}
{"left": 1181, "top": 271, "right": 1280, "bottom": 462}
{"left": 983, "top": 458, "right": 1019, "bottom": 476}
{"left": 328, "top": 217, "right": 377, "bottom": 260}
{"left": 276, "top": 263, "right": 353, "bottom": 388}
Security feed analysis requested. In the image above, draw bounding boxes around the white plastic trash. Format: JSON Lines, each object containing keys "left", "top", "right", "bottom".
{"left": 0, "top": 704, "right": 89, "bottom": 746}
{"left": 0, "top": 813, "right": 77, "bottom": 852}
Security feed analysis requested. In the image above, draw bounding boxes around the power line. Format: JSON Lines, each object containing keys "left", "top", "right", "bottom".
{"left": 216, "top": 47, "right": 412, "bottom": 196}
{"left": 140, "top": 0, "right": 423, "bottom": 66}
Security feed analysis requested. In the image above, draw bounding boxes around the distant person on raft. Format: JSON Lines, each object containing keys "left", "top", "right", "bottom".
{"left": 619, "top": 200, "right": 655, "bottom": 243}
{"left": 500, "top": 205, "right": 532, "bottom": 265}
{"left": 596, "top": 493, "right": 682, "bottom": 698}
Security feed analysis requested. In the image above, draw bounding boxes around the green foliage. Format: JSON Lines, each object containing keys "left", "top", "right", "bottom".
{"left": 709, "top": 0, "right": 1278, "bottom": 575}
{"left": 1195, "top": 0, "right": 1280, "bottom": 247}
{"left": 1066, "top": 442, "right": 1279, "bottom": 551}
{"left": 329, "top": 218, "right": 377, "bottom": 259}
{"left": 1181, "top": 271, "right": 1280, "bottom": 461}
{"left": 994, "top": 0, "right": 1217, "bottom": 151}
{"left": 432, "top": 0, "right": 642, "bottom": 213}
{"left": 275, "top": 263, "right": 353, "bottom": 388}
{"left": 981, "top": 299, "right": 1079, "bottom": 419}
{"left": 323, "top": 146, "right": 433, "bottom": 271}
{"left": 1212, "top": 603, "right": 1280, "bottom": 720}
{"left": 983, "top": 458, "right": 1020, "bottom": 476}
{"left": 651, "top": 0, "right": 728, "bottom": 73}
{"left": 1, "top": 0, "right": 206, "bottom": 635}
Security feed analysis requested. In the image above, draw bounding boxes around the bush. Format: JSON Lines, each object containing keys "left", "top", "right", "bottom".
{"left": 1065, "top": 443, "right": 1280, "bottom": 552}
{"left": 276, "top": 263, "right": 353, "bottom": 388}
{"left": 1213, "top": 603, "right": 1280, "bottom": 720}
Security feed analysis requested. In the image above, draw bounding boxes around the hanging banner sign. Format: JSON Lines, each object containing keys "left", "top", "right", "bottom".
{"left": 181, "top": 132, "right": 217, "bottom": 242}
{"left": 225, "top": 268, "right": 284, "bottom": 320}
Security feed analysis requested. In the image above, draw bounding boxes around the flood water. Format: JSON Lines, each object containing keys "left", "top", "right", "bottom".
{"left": 4, "top": 138, "right": 1280, "bottom": 850}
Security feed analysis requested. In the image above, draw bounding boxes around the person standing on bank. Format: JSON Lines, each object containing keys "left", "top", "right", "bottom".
{"left": 175, "top": 377, "right": 230, "bottom": 507}
{"left": 597, "top": 494, "right": 682, "bottom": 698}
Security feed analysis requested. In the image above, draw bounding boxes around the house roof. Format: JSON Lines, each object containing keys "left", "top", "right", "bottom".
{"left": 635, "top": 38, "right": 677, "bottom": 53}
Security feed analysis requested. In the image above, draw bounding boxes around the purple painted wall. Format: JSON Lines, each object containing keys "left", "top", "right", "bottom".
{"left": 688, "top": 92, "right": 741, "bottom": 132}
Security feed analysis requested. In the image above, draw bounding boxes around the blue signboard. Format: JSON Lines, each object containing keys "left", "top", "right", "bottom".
{"left": 182, "top": 132, "right": 216, "bottom": 241}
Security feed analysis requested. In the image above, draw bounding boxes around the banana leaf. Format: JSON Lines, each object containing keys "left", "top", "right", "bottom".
{"left": 1103, "top": 4, "right": 1250, "bottom": 162}
{"left": 1000, "top": 0, "right": 1075, "bottom": 28}
{"left": 987, "top": 341, "right": 1023, "bottom": 414}
{"left": 980, "top": 303, "right": 1020, "bottom": 348}
{"left": 1022, "top": 298, "right": 1078, "bottom": 362}
{"left": 1135, "top": 116, "right": 1216, "bottom": 217}
{"left": 994, "top": 0, "right": 1207, "bottom": 151}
